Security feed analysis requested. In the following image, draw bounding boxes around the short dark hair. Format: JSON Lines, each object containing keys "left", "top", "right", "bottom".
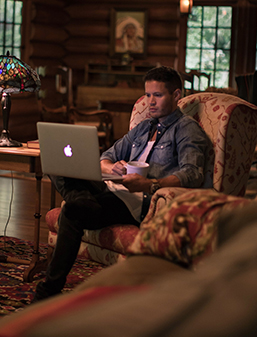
{"left": 144, "top": 66, "right": 182, "bottom": 94}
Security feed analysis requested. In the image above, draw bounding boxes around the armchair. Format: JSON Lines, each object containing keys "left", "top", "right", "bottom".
{"left": 45, "top": 92, "right": 257, "bottom": 266}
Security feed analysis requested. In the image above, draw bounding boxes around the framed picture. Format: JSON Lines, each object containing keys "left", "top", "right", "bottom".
{"left": 110, "top": 8, "right": 148, "bottom": 58}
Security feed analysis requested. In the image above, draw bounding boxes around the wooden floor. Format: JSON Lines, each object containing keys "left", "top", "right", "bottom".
{"left": 0, "top": 174, "right": 63, "bottom": 243}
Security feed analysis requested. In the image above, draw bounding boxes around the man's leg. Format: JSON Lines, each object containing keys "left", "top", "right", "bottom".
{"left": 34, "top": 177, "right": 139, "bottom": 302}
{"left": 34, "top": 177, "right": 105, "bottom": 301}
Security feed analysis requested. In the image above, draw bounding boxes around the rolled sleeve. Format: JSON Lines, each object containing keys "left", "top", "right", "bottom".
{"left": 172, "top": 118, "right": 210, "bottom": 188}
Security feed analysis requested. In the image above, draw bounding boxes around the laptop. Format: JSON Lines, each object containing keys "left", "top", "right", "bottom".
{"left": 37, "top": 122, "right": 123, "bottom": 182}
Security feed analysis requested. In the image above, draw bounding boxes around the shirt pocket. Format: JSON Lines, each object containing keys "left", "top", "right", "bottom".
{"left": 152, "top": 141, "right": 175, "bottom": 165}
{"left": 130, "top": 139, "right": 144, "bottom": 159}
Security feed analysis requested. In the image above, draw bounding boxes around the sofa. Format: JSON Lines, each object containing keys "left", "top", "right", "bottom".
{"left": 45, "top": 92, "right": 257, "bottom": 266}
{"left": 0, "top": 199, "right": 257, "bottom": 337}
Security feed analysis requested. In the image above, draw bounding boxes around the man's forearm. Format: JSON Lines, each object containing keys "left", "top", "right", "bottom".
{"left": 100, "top": 159, "right": 115, "bottom": 174}
{"left": 158, "top": 174, "right": 181, "bottom": 188}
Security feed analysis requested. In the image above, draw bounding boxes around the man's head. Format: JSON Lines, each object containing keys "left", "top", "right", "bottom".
{"left": 144, "top": 66, "right": 182, "bottom": 94}
{"left": 144, "top": 66, "right": 183, "bottom": 121}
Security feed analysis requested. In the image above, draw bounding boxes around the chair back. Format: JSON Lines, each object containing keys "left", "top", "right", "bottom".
{"left": 130, "top": 92, "right": 257, "bottom": 196}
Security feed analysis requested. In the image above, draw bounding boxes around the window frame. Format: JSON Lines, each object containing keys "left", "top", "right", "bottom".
{"left": 0, "top": 0, "right": 23, "bottom": 57}
{"left": 185, "top": 5, "right": 233, "bottom": 89}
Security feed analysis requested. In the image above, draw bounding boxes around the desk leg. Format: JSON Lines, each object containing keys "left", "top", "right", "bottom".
{"left": 23, "top": 173, "right": 48, "bottom": 282}
{"left": 50, "top": 181, "right": 56, "bottom": 209}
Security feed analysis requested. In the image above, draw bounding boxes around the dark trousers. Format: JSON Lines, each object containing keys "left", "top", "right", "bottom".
{"left": 41, "top": 176, "right": 140, "bottom": 294}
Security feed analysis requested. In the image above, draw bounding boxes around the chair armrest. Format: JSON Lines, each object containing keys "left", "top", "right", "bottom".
{"left": 141, "top": 187, "right": 192, "bottom": 227}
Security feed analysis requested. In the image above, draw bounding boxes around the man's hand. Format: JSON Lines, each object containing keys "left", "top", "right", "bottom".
{"left": 121, "top": 173, "right": 152, "bottom": 193}
{"left": 101, "top": 159, "right": 181, "bottom": 193}
{"left": 111, "top": 160, "right": 127, "bottom": 176}
{"left": 101, "top": 159, "right": 127, "bottom": 176}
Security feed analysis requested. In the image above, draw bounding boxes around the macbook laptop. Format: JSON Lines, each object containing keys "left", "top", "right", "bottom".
{"left": 37, "top": 122, "right": 123, "bottom": 182}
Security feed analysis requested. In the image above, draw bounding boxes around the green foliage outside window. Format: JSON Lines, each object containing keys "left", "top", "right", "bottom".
{"left": 0, "top": 0, "right": 23, "bottom": 57}
{"left": 186, "top": 6, "right": 232, "bottom": 89}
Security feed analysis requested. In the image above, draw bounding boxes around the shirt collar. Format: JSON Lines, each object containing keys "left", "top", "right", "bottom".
{"left": 149, "top": 107, "right": 183, "bottom": 129}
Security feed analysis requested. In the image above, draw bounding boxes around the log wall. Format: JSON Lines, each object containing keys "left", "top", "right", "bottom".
{"left": 5, "top": 0, "right": 256, "bottom": 142}
{"left": 9, "top": 0, "right": 180, "bottom": 142}
{"left": 27, "top": 0, "right": 180, "bottom": 91}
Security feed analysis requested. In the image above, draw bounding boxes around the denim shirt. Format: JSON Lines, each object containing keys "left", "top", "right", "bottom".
{"left": 100, "top": 108, "right": 212, "bottom": 221}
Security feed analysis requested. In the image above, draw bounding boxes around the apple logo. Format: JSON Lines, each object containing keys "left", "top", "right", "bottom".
{"left": 64, "top": 144, "right": 73, "bottom": 157}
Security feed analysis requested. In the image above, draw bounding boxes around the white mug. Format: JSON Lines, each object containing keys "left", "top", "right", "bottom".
{"left": 126, "top": 161, "right": 149, "bottom": 177}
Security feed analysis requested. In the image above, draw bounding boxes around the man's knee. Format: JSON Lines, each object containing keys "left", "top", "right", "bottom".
{"left": 62, "top": 190, "right": 101, "bottom": 222}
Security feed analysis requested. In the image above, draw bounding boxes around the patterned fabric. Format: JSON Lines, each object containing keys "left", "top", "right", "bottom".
{"left": 46, "top": 92, "right": 257, "bottom": 266}
{"left": 127, "top": 189, "right": 251, "bottom": 266}
{"left": 48, "top": 231, "right": 126, "bottom": 266}
{"left": 46, "top": 208, "right": 139, "bottom": 265}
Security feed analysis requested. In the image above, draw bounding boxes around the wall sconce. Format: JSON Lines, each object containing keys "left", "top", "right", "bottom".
{"left": 180, "top": 0, "right": 193, "bottom": 14}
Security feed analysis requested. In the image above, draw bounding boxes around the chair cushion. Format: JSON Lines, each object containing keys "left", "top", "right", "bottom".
{"left": 127, "top": 189, "right": 251, "bottom": 267}
{"left": 46, "top": 208, "right": 139, "bottom": 255}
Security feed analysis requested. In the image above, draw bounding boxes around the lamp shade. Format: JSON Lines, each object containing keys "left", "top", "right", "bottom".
{"left": 0, "top": 51, "right": 41, "bottom": 147}
{"left": 0, "top": 52, "right": 41, "bottom": 94}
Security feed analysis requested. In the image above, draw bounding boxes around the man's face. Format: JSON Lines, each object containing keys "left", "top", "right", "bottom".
{"left": 145, "top": 81, "right": 181, "bottom": 121}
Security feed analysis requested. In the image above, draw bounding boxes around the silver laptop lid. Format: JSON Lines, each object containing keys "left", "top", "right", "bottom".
{"left": 37, "top": 122, "right": 103, "bottom": 181}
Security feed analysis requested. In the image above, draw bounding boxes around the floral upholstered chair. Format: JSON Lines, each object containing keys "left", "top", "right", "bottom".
{"left": 45, "top": 92, "right": 257, "bottom": 267}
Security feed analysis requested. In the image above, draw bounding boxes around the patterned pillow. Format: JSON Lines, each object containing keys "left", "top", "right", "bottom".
{"left": 127, "top": 189, "right": 251, "bottom": 267}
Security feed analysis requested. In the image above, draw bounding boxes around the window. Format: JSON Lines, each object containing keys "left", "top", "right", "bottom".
{"left": 0, "top": 0, "right": 23, "bottom": 57}
{"left": 186, "top": 6, "right": 232, "bottom": 89}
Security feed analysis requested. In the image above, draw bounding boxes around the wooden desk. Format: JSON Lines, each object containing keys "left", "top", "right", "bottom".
{"left": 0, "top": 144, "right": 48, "bottom": 282}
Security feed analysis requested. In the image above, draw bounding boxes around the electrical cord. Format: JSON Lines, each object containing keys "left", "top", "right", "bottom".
{"left": 2, "top": 171, "right": 14, "bottom": 251}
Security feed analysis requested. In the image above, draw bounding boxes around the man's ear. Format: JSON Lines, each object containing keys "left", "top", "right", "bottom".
{"left": 173, "top": 89, "right": 182, "bottom": 102}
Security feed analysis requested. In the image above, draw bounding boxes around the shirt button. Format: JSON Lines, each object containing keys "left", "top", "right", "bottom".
{"left": 144, "top": 194, "right": 147, "bottom": 198}
{"left": 161, "top": 145, "right": 164, "bottom": 148}
{"left": 132, "top": 144, "right": 135, "bottom": 147}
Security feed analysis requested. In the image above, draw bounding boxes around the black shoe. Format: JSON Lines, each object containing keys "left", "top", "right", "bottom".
{"left": 31, "top": 281, "right": 62, "bottom": 304}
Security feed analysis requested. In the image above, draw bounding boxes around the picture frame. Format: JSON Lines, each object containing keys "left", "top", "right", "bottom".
{"left": 110, "top": 8, "right": 148, "bottom": 58}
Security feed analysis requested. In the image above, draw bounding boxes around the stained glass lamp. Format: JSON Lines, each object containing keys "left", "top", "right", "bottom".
{"left": 0, "top": 51, "right": 41, "bottom": 147}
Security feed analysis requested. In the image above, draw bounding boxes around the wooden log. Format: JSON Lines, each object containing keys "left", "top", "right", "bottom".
{"left": 148, "top": 23, "right": 179, "bottom": 39}
{"left": 31, "top": 58, "right": 63, "bottom": 68}
{"left": 68, "top": 0, "right": 178, "bottom": 4}
{"left": 64, "top": 54, "right": 109, "bottom": 69}
{"left": 65, "top": 38, "right": 109, "bottom": 54}
{"left": 65, "top": 6, "right": 109, "bottom": 20}
{"left": 147, "top": 43, "right": 178, "bottom": 56}
{"left": 148, "top": 6, "right": 179, "bottom": 21}
{"left": 31, "top": 0, "right": 64, "bottom": 7}
{"left": 30, "top": 23, "right": 69, "bottom": 42}
{"left": 31, "top": 3, "right": 69, "bottom": 25}
{"left": 29, "top": 42, "right": 66, "bottom": 58}
{"left": 143, "top": 56, "right": 176, "bottom": 67}
{"left": 147, "top": 46, "right": 177, "bottom": 57}
{"left": 65, "top": 22, "right": 109, "bottom": 37}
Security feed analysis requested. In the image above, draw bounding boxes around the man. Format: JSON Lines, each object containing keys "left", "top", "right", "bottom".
{"left": 33, "top": 66, "right": 212, "bottom": 302}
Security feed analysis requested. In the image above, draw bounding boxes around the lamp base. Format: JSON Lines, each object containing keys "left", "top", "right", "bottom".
{"left": 0, "top": 130, "right": 22, "bottom": 147}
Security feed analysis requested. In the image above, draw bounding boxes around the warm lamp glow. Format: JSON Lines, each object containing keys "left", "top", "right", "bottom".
{"left": 180, "top": 0, "right": 193, "bottom": 14}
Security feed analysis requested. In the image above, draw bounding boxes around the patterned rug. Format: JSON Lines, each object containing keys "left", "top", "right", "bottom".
{"left": 0, "top": 236, "right": 105, "bottom": 317}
